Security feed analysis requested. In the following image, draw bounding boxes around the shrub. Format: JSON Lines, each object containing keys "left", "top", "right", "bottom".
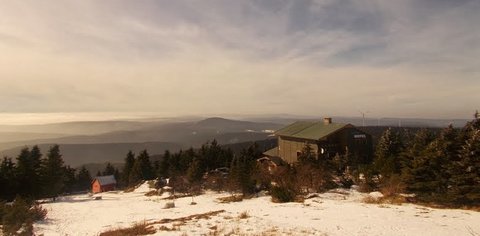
{"left": 163, "top": 202, "right": 175, "bottom": 209}
{"left": 1, "top": 197, "right": 47, "bottom": 236}
{"left": 30, "top": 203, "right": 48, "bottom": 221}
{"left": 270, "top": 186, "right": 296, "bottom": 203}
{"left": 380, "top": 175, "right": 406, "bottom": 198}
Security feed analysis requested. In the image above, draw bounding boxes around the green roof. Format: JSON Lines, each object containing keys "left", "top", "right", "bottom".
{"left": 275, "top": 121, "right": 349, "bottom": 140}
{"left": 263, "top": 147, "right": 279, "bottom": 157}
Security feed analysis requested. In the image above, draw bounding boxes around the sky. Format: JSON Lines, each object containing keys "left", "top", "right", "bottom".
{"left": 0, "top": 0, "right": 479, "bottom": 122}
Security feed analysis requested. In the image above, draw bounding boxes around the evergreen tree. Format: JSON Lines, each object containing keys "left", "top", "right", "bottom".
{"left": 41, "top": 145, "right": 65, "bottom": 201}
{"left": 129, "top": 150, "right": 153, "bottom": 185}
{"left": 122, "top": 151, "right": 135, "bottom": 186}
{"left": 29, "top": 145, "right": 43, "bottom": 198}
{"left": 128, "top": 161, "right": 143, "bottom": 186}
{"left": 113, "top": 168, "right": 120, "bottom": 183}
{"left": 228, "top": 144, "right": 262, "bottom": 195}
{"left": 179, "top": 148, "right": 196, "bottom": 172}
{"left": 0, "top": 157, "right": 17, "bottom": 201}
{"left": 15, "top": 147, "right": 32, "bottom": 197}
{"left": 158, "top": 150, "right": 171, "bottom": 178}
{"left": 186, "top": 156, "right": 204, "bottom": 184}
{"left": 374, "top": 128, "right": 404, "bottom": 179}
{"left": 297, "top": 144, "right": 316, "bottom": 164}
{"left": 102, "top": 162, "right": 115, "bottom": 176}
{"left": 137, "top": 150, "right": 153, "bottom": 180}
{"left": 63, "top": 166, "right": 76, "bottom": 193}
{"left": 402, "top": 129, "right": 435, "bottom": 186}
{"left": 76, "top": 166, "right": 92, "bottom": 191}
{"left": 447, "top": 117, "right": 480, "bottom": 205}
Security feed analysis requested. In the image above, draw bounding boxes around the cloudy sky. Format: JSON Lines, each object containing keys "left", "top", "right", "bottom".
{"left": 0, "top": 0, "right": 479, "bottom": 121}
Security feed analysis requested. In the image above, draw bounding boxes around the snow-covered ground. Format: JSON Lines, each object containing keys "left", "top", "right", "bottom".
{"left": 34, "top": 183, "right": 480, "bottom": 236}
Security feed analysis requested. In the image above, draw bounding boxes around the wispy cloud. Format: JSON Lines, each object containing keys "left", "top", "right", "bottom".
{"left": 0, "top": 0, "right": 478, "bottom": 118}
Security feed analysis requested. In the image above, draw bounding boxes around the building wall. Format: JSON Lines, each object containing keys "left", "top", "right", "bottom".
{"left": 92, "top": 180, "right": 102, "bottom": 193}
{"left": 276, "top": 127, "right": 372, "bottom": 164}
{"left": 278, "top": 136, "right": 318, "bottom": 163}
{"left": 101, "top": 184, "right": 116, "bottom": 192}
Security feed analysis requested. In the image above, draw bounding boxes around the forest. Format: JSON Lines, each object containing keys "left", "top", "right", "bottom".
{"left": 0, "top": 115, "right": 479, "bottom": 234}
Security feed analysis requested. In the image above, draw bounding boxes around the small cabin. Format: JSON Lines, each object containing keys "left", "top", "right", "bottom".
{"left": 92, "top": 175, "right": 117, "bottom": 193}
{"left": 264, "top": 118, "right": 373, "bottom": 164}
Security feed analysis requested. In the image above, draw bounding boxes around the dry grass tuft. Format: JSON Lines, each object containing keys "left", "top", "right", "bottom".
{"left": 238, "top": 211, "right": 250, "bottom": 219}
{"left": 99, "top": 221, "right": 156, "bottom": 236}
{"left": 157, "top": 225, "right": 178, "bottom": 231}
{"left": 145, "top": 190, "right": 161, "bottom": 197}
{"left": 217, "top": 195, "right": 243, "bottom": 203}
{"left": 362, "top": 195, "right": 406, "bottom": 205}
{"left": 100, "top": 210, "right": 226, "bottom": 235}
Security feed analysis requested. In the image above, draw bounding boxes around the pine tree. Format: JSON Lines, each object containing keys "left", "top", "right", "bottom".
{"left": 122, "top": 151, "right": 135, "bottom": 186}
{"left": 186, "top": 156, "right": 204, "bottom": 184}
{"left": 76, "top": 166, "right": 92, "bottom": 191}
{"left": 447, "top": 117, "right": 480, "bottom": 205}
{"left": 228, "top": 144, "right": 261, "bottom": 195}
{"left": 102, "top": 162, "right": 115, "bottom": 176}
{"left": 158, "top": 150, "right": 171, "bottom": 178}
{"left": 63, "top": 166, "right": 76, "bottom": 194}
{"left": 41, "top": 145, "right": 65, "bottom": 201}
{"left": 0, "top": 157, "right": 17, "bottom": 201}
{"left": 297, "top": 144, "right": 316, "bottom": 164}
{"left": 15, "top": 147, "right": 32, "bottom": 197}
{"left": 137, "top": 150, "right": 153, "bottom": 180}
{"left": 128, "top": 161, "right": 142, "bottom": 186}
{"left": 29, "top": 145, "right": 43, "bottom": 198}
{"left": 129, "top": 150, "right": 154, "bottom": 185}
{"left": 374, "top": 128, "right": 404, "bottom": 179}
{"left": 402, "top": 129, "right": 435, "bottom": 186}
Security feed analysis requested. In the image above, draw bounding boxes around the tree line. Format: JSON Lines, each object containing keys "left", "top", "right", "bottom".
{"left": 0, "top": 145, "right": 92, "bottom": 201}
{"left": 1, "top": 115, "right": 478, "bottom": 208}
{"left": 116, "top": 116, "right": 479, "bottom": 207}
{"left": 372, "top": 115, "right": 480, "bottom": 206}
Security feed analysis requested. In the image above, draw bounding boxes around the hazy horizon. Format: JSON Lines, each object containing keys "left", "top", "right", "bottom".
{"left": 1, "top": 1, "right": 479, "bottom": 120}
{"left": 0, "top": 111, "right": 473, "bottom": 126}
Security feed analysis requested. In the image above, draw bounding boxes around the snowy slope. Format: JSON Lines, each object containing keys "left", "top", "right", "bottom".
{"left": 34, "top": 183, "right": 480, "bottom": 236}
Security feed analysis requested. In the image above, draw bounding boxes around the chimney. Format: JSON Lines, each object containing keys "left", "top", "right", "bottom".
{"left": 323, "top": 117, "right": 332, "bottom": 125}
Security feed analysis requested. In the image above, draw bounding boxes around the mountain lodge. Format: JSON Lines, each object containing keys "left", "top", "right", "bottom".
{"left": 263, "top": 118, "right": 373, "bottom": 164}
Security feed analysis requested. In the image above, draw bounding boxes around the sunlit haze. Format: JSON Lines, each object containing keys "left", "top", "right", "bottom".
{"left": 1, "top": 0, "right": 479, "bottom": 122}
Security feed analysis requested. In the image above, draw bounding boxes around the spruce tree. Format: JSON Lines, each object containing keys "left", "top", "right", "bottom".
{"left": 129, "top": 150, "right": 153, "bottom": 185}
{"left": 228, "top": 144, "right": 261, "bottom": 195}
{"left": 42, "top": 145, "right": 65, "bottom": 201}
{"left": 122, "top": 151, "right": 135, "bottom": 186}
{"left": 63, "top": 166, "right": 76, "bottom": 194}
{"left": 158, "top": 150, "right": 171, "bottom": 178}
{"left": 76, "top": 166, "right": 92, "bottom": 191}
{"left": 128, "top": 161, "right": 142, "bottom": 186}
{"left": 102, "top": 162, "right": 115, "bottom": 176}
{"left": 29, "top": 145, "right": 43, "bottom": 198}
{"left": 0, "top": 157, "right": 17, "bottom": 201}
{"left": 186, "top": 156, "right": 204, "bottom": 184}
{"left": 374, "top": 128, "right": 404, "bottom": 179}
{"left": 447, "top": 117, "right": 480, "bottom": 205}
{"left": 402, "top": 129, "right": 435, "bottom": 187}
{"left": 137, "top": 150, "right": 153, "bottom": 180}
{"left": 15, "top": 147, "right": 32, "bottom": 197}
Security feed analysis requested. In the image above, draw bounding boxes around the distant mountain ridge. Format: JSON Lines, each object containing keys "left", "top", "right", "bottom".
{"left": 0, "top": 116, "right": 470, "bottom": 167}
{"left": 0, "top": 117, "right": 282, "bottom": 166}
{"left": 0, "top": 142, "right": 183, "bottom": 167}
